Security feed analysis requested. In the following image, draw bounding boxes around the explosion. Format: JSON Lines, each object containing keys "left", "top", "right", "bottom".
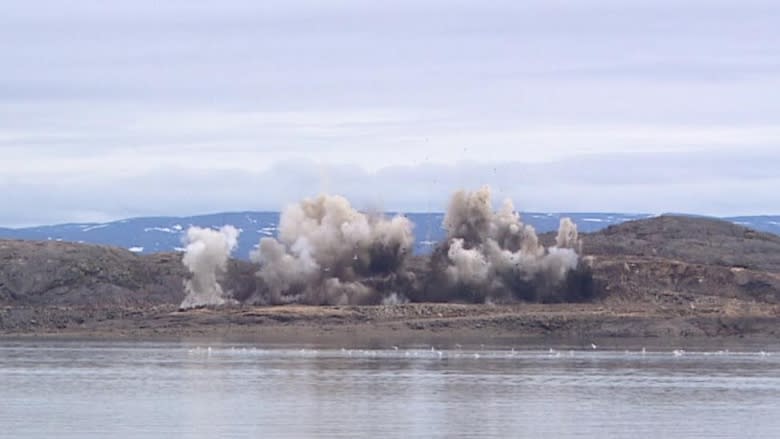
{"left": 421, "top": 186, "right": 588, "bottom": 303}
{"left": 249, "top": 194, "right": 415, "bottom": 305}
{"left": 179, "top": 225, "right": 240, "bottom": 309}
{"left": 180, "top": 187, "right": 595, "bottom": 307}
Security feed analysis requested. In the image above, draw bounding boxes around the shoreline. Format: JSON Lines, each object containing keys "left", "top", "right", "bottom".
{"left": 2, "top": 301, "right": 778, "bottom": 348}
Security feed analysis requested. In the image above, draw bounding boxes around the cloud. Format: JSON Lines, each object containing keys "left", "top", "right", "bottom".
{"left": 1, "top": 1, "right": 779, "bottom": 225}
{"left": 1, "top": 149, "right": 779, "bottom": 227}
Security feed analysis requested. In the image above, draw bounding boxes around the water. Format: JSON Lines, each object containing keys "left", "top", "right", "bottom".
{"left": 1, "top": 340, "right": 778, "bottom": 438}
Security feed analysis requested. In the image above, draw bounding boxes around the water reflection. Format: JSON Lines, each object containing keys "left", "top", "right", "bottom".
{"left": 1, "top": 341, "right": 778, "bottom": 438}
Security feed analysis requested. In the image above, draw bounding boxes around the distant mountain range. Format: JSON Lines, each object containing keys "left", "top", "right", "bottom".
{"left": 1, "top": 211, "right": 778, "bottom": 260}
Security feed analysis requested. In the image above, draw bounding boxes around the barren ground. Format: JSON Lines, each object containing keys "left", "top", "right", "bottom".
{"left": 2, "top": 215, "right": 779, "bottom": 343}
{"left": 3, "top": 295, "right": 777, "bottom": 345}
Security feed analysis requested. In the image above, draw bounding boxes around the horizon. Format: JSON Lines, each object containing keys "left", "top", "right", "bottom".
{"left": 5, "top": 208, "right": 780, "bottom": 230}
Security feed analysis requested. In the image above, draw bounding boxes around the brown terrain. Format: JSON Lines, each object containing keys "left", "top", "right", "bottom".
{"left": 1, "top": 215, "right": 779, "bottom": 342}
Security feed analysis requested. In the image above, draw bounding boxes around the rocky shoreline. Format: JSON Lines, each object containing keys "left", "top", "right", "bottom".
{"left": 3, "top": 297, "right": 778, "bottom": 344}
{"left": 2, "top": 215, "right": 779, "bottom": 343}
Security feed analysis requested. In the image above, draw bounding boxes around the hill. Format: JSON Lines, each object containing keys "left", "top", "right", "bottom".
{"left": 0, "top": 240, "right": 185, "bottom": 307}
{"left": 1, "top": 215, "right": 778, "bottom": 338}
{"left": 579, "top": 216, "right": 780, "bottom": 305}
{"left": 3, "top": 211, "right": 779, "bottom": 260}
{"left": 0, "top": 211, "right": 726, "bottom": 258}
{"left": 585, "top": 215, "right": 780, "bottom": 273}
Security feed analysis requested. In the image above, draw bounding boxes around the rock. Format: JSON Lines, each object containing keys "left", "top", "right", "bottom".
{"left": 1, "top": 215, "right": 779, "bottom": 310}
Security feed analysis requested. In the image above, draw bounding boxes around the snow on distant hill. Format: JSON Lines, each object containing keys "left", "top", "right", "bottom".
{"left": 1, "top": 212, "right": 778, "bottom": 260}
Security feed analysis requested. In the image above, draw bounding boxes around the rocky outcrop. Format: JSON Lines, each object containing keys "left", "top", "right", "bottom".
{"left": 0, "top": 240, "right": 187, "bottom": 306}
{"left": 583, "top": 215, "right": 780, "bottom": 273}
{"left": 578, "top": 215, "right": 780, "bottom": 305}
{"left": 589, "top": 256, "right": 780, "bottom": 304}
{"left": 1, "top": 215, "right": 779, "bottom": 309}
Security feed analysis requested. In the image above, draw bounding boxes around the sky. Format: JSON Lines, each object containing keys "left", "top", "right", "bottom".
{"left": 2, "top": 0, "right": 779, "bottom": 226}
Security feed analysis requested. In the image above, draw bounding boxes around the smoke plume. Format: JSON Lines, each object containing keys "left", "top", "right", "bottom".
{"left": 420, "top": 186, "right": 588, "bottom": 303}
{"left": 178, "top": 187, "right": 597, "bottom": 309}
{"left": 250, "top": 194, "right": 415, "bottom": 305}
{"left": 180, "top": 225, "right": 240, "bottom": 309}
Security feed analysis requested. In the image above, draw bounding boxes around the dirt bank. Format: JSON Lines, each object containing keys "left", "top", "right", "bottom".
{"left": 3, "top": 294, "right": 778, "bottom": 344}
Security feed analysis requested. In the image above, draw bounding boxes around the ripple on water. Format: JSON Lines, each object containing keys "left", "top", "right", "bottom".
{"left": 1, "top": 341, "right": 779, "bottom": 438}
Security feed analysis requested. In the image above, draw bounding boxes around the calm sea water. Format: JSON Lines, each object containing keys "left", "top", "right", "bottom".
{"left": 1, "top": 340, "right": 778, "bottom": 438}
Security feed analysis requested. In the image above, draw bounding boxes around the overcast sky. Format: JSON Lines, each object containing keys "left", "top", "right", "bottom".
{"left": 2, "top": 0, "right": 779, "bottom": 226}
